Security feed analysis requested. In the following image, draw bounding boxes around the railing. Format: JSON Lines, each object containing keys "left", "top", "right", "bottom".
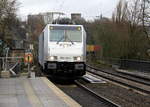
{"left": 90, "top": 58, "right": 150, "bottom": 72}
{"left": 119, "top": 59, "right": 150, "bottom": 71}
{"left": 0, "top": 57, "right": 24, "bottom": 75}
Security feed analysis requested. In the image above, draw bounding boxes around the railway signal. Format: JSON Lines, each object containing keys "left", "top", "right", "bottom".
{"left": 24, "top": 52, "right": 33, "bottom": 78}
{"left": 24, "top": 53, "right": 33, "bottom": 63}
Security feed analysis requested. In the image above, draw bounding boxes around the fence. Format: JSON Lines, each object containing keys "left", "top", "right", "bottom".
{"left": 119, "top": 59, "right": 150, "bottom": 72}
{"left": 99, "top": 58, "right": 150, "bottom": 72}
{"left": 0, "top": 57, "right": 24, "bottom": 76}
{"left": 87, "top": 56, "right": 150, "bottom": 72}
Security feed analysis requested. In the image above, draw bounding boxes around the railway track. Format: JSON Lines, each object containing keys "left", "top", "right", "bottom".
{"left": 87, "top": 64, "right": 150, "bottom": 85}
{"left": 74, "top": 80, "right": 120, "bottom": 107}
{"left": 86, "top": 64, "right": 150, "bottom": 95}
{"left": 116, "top": 70, "right": 150, "bottom": 82}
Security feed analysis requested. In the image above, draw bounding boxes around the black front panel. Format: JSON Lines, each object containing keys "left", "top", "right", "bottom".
{"left": 57, "top": 62, "right": 74, "bottom": 70}
{"left": 44, "top": 61, "right": 86, "bottom": 77}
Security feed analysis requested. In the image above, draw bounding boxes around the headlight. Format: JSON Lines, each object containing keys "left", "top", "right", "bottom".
{"left": 48, "top": 56, "right": 57, "bottom": 61}
{"left": 50, "top": 56, "right": 54, "bottom": 60}
{"left": 77, "top": 57, "right": 81, "bottom": 61}
{"left": 74, "top": 56, "right": 82, "bottom": 61}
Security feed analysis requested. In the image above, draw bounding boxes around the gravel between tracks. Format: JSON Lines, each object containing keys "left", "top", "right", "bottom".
{"left": 57, "top": 84, "right": 111, "bottom": 107}
{"left": 79, "top": 79, "right": 150, "bottom": 107}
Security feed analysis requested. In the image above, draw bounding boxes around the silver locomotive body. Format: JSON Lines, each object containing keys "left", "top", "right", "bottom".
{"left": 38, "top": 24, "right": 86, "bottom": 79}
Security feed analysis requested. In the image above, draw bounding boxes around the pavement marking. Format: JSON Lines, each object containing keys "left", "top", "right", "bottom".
{"left": 41, "top": 77, "right": 81, "bottom": 107}
{"left": 23, "top": 79, "right": 43, "bottom": 107}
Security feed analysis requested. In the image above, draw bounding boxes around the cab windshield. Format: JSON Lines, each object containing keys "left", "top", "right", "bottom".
{"left": 50, "top": 26, "right": 82, "bottom": 42}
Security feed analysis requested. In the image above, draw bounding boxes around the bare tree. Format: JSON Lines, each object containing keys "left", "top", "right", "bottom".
{"left": 0, "top": 0, "right": 19, "bottom": 41}
{"left": 112, "top": 0, "right": 149, "bottom": 59}
{"left": 112, "top": 0, "right": 128, "bottom": 23}
{"left": 27, "top": 14, "right": 45, "bottom": 42}
{"left": 113, "top": 0, "right": 150, "bottom": 29}
{"left": 141, "top": 0, "right": 150, "bottom": 38}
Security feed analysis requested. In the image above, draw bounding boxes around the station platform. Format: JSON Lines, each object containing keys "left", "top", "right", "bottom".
{"left": 0, "top": 77, "right": 81, "bottom": 107}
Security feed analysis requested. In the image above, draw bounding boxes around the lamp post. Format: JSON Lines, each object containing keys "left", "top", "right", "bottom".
{"left": 147, "top": 49, "right": 150, "bottom": 57}
{"left": 5, "top": 47, "right": 9, "bottom": 71}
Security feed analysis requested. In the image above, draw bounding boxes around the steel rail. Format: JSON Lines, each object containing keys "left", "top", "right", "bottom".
{"left": 74, "top": 80, "right": 120, "bottom": 107}
{"left": 86, "top": 64, "right": 150, "bottom": 86}
{"left": 86, "top": 65, "right": 150, "bottom": 94}
{"left": 116, "top": 70, "right": 150, "bottom": 81}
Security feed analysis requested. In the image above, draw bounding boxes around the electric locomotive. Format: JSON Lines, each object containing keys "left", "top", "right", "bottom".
{"left": 38, "top": 24, "right": 86, "bottom": 79}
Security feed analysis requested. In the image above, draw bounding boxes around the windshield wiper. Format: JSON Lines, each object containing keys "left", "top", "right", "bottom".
{"left": 65, "top": 32, "right": 74, "bottom": 45}
{"left": 56, "top": 36, "right": 64, "bottom": 44}
{"left": 66, "top": 36, "right": 74, "bottom": 45}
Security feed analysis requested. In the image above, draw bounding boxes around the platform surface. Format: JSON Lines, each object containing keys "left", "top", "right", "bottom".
{"left": 0, "top": 77, "right": 81, "bottom": 107}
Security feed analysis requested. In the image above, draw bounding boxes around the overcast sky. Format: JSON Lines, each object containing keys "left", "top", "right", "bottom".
{"left": 18, "top": 0, "right": 119, "bottom": 20}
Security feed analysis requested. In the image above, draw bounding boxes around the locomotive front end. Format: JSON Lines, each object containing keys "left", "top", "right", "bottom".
{"left": 40, "top": 24, "right": 86, "bottom": 79}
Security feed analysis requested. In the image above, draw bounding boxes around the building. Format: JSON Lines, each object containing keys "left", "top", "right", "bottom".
{"left": 71, "top": 13, "right": 82, "bottom": 21}
{"left": 28, "top": 12, "right": 65, "bottom": 25}
{"left": 42, "top": 12, "right": 64, "bottom": 24}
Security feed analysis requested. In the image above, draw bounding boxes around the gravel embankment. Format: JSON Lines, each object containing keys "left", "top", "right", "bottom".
{"left": 79, "top": 79, "right": 150, "bottom": 107}
{"left": 57, "top": 83, "right": 111, "bottom": 107}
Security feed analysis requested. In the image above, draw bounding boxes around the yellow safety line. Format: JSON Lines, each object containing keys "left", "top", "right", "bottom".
{"left": 23, "top": 79, "right": 43, "bottom": 107}
{"left": 41, "top": 77, "right": 82, "bottom": 107}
